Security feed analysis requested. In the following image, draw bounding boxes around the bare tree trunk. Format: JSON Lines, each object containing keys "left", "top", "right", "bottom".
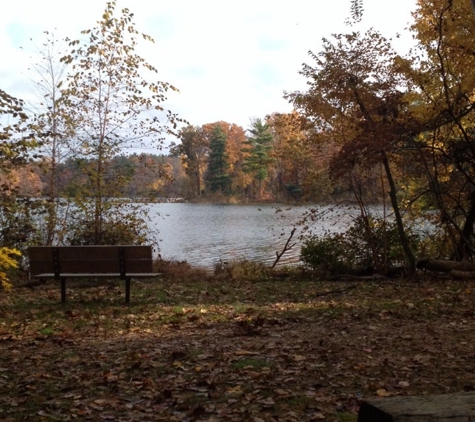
{"left": 417, "top": 258, "right": 475, "bottom": 272}
{"left": 381, "top": 152, "right": 416, "bottom": 273}
{"left": 454, "top": 191, "right": 475, "bottom": 260}
{"left": 350, "top": 173, "right": 384, "bottom": 274}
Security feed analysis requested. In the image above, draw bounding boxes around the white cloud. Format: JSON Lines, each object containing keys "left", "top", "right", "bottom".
{"left": 1, "top": 0, "right": 416, "bottom": 138}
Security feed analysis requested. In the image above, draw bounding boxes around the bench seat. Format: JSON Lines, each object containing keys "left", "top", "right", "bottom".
{"left": 33, "top": 273, "right": 159, "bottom": 279}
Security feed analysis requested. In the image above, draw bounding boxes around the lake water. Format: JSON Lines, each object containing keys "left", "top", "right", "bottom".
{"left": 145, "top": 203, "right": 356, "bottom": 270}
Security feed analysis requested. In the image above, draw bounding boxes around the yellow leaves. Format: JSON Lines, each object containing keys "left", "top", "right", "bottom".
{"left": 293, "top": 354, "right": 306, "bottom": 362}
{"left": 103, "top": 372, "right": 118, "bottom": 383}
{"left": 376, "top": 388, "right": 392, "bottom": 397}
{"left": 93, "top": 398, "right": 107, "bottom": 405}
{"left": 0, "top": 273, "right": 12, "bottom": 291}
{"left": 226, "top": 385, "right": 243, "bottom": 396}
{"left": 0, "top": 247, "right": 20, "bottom": 291}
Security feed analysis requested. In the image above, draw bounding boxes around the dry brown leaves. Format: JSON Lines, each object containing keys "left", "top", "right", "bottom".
{"left": 1, "top": 277, "right": 475, "bottom": 421}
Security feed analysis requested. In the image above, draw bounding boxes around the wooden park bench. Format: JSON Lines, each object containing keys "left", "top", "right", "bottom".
{"left": 358, "top": 391, "right": 475, "bottom": 421}
{"left": 28, "top": 245, "right": 160, "bottom": 304}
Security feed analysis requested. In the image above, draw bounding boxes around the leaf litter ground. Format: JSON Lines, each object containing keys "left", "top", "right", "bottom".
{"left": 1, "top": 276, "right": 475, "bottom": 421}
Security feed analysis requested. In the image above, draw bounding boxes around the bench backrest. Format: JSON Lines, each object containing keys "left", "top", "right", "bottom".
{"left": 28, "top": 245, "right": 154, "bottom": 277}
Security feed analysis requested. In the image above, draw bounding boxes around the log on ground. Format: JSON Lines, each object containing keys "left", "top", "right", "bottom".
{"left": 417, "top": 259, "right": 475, "bottom": 273}
{"left": 358, "top": 392, "right": 475, "bottom": 422}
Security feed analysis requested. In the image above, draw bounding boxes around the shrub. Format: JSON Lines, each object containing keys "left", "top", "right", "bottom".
{"left": 300, "top": 233, "right": 350, "bottom": 275}
{"left": 214, "top": 259, "right": 270, "bottom": 282}
{"left": 155, "top": 258, "right": 210, "bottom": 282}
{"left": 300, "top": 215, "right": 421, "bottom": 276}
{"left": 228, "top": 260, "right": 270, "bottom": 282}
{"left": 0, "top": 197, "right": 43, "bottom": 251}
{"left": 66, "top": 203, "right": 152, "bottom": 246}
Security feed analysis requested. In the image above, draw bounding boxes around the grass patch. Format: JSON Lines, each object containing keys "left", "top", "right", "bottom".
{"left": 38, "top": 326, "right": 54, "bottom": 336}
{"left": 338, "top": 412, "right": 358, "bottom": 422}
{"left": 231, "top": 358, "right": 274, "bottom": 371}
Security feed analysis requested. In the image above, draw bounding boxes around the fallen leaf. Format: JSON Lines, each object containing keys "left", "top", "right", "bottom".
{"left": 235, "top": 350, "right": 258, "bottom": 356}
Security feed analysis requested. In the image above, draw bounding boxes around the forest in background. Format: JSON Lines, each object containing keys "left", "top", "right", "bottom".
{"left": 12, "top": 115, "right": 341, "bottom": 204}
{"left": 1, "top": 0, "right": 475, "bottom": 280}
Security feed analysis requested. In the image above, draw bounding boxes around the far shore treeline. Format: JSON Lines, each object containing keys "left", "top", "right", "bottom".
{"left": 2, "top": 0, "right": 475, "bottom": 285}
{"left": 13, "top": 117, "right": 340, "bottom": 204}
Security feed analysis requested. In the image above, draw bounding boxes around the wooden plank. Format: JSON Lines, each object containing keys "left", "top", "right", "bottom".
{"left": 38, "top": 260, "right": 153, "bottom": 274}
{"left": 59, "top": 247, "right": 118, "bottom": 260}
{"left": 32, "top": 273, "right": 160, "bottom": 279}
{"left": 28, "top": 247, "right": 54, "bottom": 260}
{"left": 358, "top": 392, "right": 475, "bottom": 422}
{"left": 29, "top": 260, "right": 56, "bottom": 275}
{"left": 29, "top": 259, "right": 152, "bottom": 274}
{"left": 29, "top": 245, "right": 152, "bottom": 261}
{"left": 60, "top": 261, "right": 121, "bottom": 273}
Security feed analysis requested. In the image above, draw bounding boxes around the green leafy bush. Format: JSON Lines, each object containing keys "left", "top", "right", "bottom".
{"left": 300, "top": 215, "right": 421, "bottom": 276}
{"left": 300, "top": 233, "right": 350, "bottom": 275}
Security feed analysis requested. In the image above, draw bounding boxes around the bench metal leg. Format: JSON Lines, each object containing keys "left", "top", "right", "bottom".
{"left": 125, "top": 278, "right": 131, "bottom": 304}
{"left": 61, "top": 279, "right": 66, "bottom": 303}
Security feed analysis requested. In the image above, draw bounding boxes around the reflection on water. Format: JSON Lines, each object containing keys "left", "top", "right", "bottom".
{"left": 146, "top": 203, "right": 354, "bottom": 269}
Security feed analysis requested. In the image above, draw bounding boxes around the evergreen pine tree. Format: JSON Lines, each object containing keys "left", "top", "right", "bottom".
{"left": 206, "top": 126, "right": 231, "bottom": 194}
{"left": 242, "top": 118, "right": 275, "bottom": 198}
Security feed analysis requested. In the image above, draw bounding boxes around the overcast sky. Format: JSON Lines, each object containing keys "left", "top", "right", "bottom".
{"left": 1, "top": 0, "right": 416, "bottom": 148}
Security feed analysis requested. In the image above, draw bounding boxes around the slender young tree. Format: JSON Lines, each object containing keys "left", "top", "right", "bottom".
{"left": 60, "top": 1, "right": 182, "bottom": 244}
{"left": 28, "top": 31, "right": 72, "bottom": 245}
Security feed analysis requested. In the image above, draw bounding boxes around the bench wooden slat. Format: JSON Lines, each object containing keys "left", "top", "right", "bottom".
{"left": 28, "top": 245, "right": 153, "bottom": 260}
{"left": 30, "top": 261, "right": 154, "bottom": 274}
{"left": 33, "top": 273, "right": 160, "bottom": 279}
